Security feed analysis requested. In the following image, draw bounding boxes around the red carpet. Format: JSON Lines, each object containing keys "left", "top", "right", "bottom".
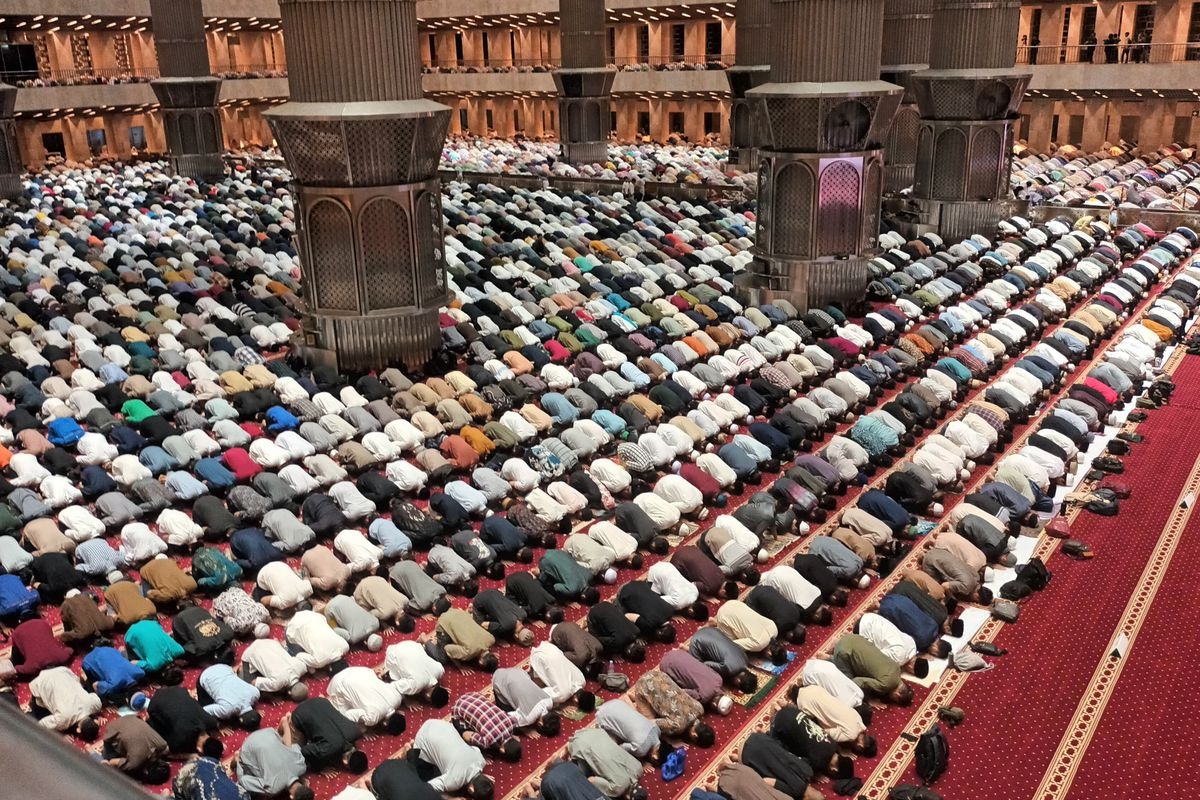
{"left": 915, "top": 355, "right": 1200, "bottom": 800}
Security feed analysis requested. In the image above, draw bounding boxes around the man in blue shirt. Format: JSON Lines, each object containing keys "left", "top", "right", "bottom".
{"left": 876, "top": 594, "right": 949, "bottom": 657}
{"left": 198, "top": 663, "right": 261, "bottom": 729}
{"left": 82, "top": 645, "right": 146, "bottom": 705}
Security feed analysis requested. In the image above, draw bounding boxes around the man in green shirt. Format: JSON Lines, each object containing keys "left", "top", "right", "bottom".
{"left": 536, "top": 550, "right": 600, "bottom": 605}
{"left": 829, "top": 633, "right": 912, "bottom": 705}
{"left": 124, "top": 619, "right": 184, "bottom": 683}
{"left": 120, "top": 398, "right": 157, "bottom": 424}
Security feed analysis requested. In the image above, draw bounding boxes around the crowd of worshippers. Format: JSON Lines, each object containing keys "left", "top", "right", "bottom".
{"left": 1010, "top": 143, "right": 1200, "bottom": 211}
{"left": 0, "top": 156, "right": 1193, "bottom": 800}
{"left": 439, "top": 136, "right": 750, "bottom": 189}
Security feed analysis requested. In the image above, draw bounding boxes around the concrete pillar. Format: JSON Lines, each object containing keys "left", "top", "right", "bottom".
{"left": 881, "top": 0, "right": 933, "bottom": 192}
{"left": 0, "top": 85, "right": 23, "bottom": 199}
{"left": 489, "top": 29, "right": 514, "bottom": 67}
{"left": 1082, "top": 99, "right": 1108, "bottom": 151}
{"left": 267, "top": 0, "right": 451, "bottom": 371}
{"left": 740, "top": 0, "right": 902, "bottom": 311}
{"left": 554, "top": 0, "right": 614, "bottom": 164}
{"left": 911, "top": 0, "right": 1030, "bottom": 240}
{"left": 149, "top": 0, "right": 225, "bottom": 182}
{"left": 726, "top": 0, "right": 771, "bottom": 169}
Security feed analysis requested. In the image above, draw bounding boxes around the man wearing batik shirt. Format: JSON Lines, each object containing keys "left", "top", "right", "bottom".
{"left": 451, "top": 691, "right": 521, "bottom": 761}
{"left": 629, "top": 669, "right": 715, "bottom": 747}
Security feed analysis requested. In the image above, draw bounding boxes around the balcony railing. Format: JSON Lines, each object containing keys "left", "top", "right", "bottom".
{"left": 423, "top": 58, "right": 559, "bottom": 73}
{"left": 214, "top": 63, "right": 289, "bottom": 79}
{"left": 1016, "top": 41, "right": 1200, "bottom": 65}
{"left": 422, "top": 53, "right": 735, "bottom": 74}
{"left": 0, "top": 67, "right": 159, "bottom": 87}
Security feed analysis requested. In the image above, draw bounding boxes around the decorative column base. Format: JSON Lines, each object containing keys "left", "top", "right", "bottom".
{"left": 152, "top": 77, "right": 226, "bottom": 183}
{"left": 911, "top": 197, "right": 1029, "bottom": 241}
{"left": 735, "top": 255, "right": 870, "bottom": 310}
{"left": 726, "top": 65, "right": 770, "bottom": 171}
{"left": 268, "top": 99, "right": 452, "bottom": 371}
{"left": 553, "top": 68, "right": 614, "bottom": 166}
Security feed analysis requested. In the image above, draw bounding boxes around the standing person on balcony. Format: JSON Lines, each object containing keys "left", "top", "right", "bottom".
{"left": 1105, "top": 33, "right": 1120, "bottom": 64}
{"left": 1029, "top": 35, "right": 1040, "bottom": 64}
{"left": 1122, "top": 32, "right": 1133, "bottom": 63}
{"left": 1084, "top": 35, "right": 1098, "bottom": 63}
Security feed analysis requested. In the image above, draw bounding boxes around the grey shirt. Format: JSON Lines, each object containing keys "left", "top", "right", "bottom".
{"left": 237, "top": 729, "right": 307, "bottom": 796}
{"left": 324, "top": 594, "right": 381, "bottom": 644}
{"left": 389, "top": 560, "right": 446, "bottom": 612}
{"left": 595, "top": 698, "right": 661, "bottom": 758}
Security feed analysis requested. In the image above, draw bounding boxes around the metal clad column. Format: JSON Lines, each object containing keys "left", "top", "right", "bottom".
{"left": 910, "top": 0, "right": 1031, "bottom": 240}
{"left": 0, "top": 84, "right": 24, "bottom": 199}
{"left": 267, "top": 0, "right": 452, "bottom": 371}
{"left": 740, "top": 0, "right": 903, "bottom": 311}
{"left": 727, "top": 0, "right": 771, "bottom": 169}
{"left": 880, "top": 0, "right": 934, "bottom": 192}
{"left": 149, "top": 0, "right": 225, "bottom": 182}
{"left": 553, "top": 0, "right": 614, "bottom": 165}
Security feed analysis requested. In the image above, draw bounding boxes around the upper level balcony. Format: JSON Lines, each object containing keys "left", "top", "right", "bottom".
{"left": 1018, "top": 41, "right": 1200, "bottom": 99}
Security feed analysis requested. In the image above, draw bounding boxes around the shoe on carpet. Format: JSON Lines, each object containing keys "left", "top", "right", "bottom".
{"left": 1062, "top": 539, "right": 1095, "bottom": 560}
{"left": 938, "top": 706, "right": 965, "bottom": 726}
{"left": 1116, "top": 432, "right": 1144, "bottom": 443}
{"left": 1092, "top": 456, "right": 1125, "bottom": 474}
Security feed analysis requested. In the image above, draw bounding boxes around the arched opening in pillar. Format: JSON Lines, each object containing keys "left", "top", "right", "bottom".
{"left": 818, "top": 160, "right": 862, "bottom": 258}
{"left": 932, "top": 128, "right": 966, "bottom": 198}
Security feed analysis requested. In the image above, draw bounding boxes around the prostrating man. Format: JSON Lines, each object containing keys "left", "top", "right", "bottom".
{"left": 236, "top": 727, "right": 314, "bottom": 800}
{"left": 283, "top": 697, "right": 369, "bottom": 774}
{"left": 28, "top": 665, "right": 102, "bottom": 739}
{"left": 326, "top": 664, "right": 406, "bottom": 735}
{"left": 629, "top": 669, "right": 715, "bottom": 747}
{"left": 101, "top": 716, "right": 170, "bottom": 784}
{"left": 408, "top": 718, "right": 494, "bottom": 800}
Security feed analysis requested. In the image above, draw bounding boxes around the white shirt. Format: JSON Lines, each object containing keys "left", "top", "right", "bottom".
{"left": 249, "top": 439, "right": 290, "bottom": 469}
{"left": 589, "top": 458, "right": 631, "bottom": 494}
{"left": 327, "top": 666, "right": 403, "bottom": 726}
{"left": 156, "top": 508, "right": 204, "bottom": 547}
{"left": 279, "top": 464, "right": 321, "bottom": 495}
{"left": 111, "top": 454, "right": 151, "bottom": 487}
{"left": 284, "top": 610, "right": 349, "bottom": 669}
{"left": 530, "top": 642, "right": 585, "bottom": 704}
{"left": 589, "top": 521, "right": 638, "bottom": 561}
{"left": 182, "top": 429, "right": 222, "bottom": 456}
{"left": 329, "top": 481, "right": 376, "bottom": 519}
{"left": 10, "top": 453, "right": 50, "bottom": 486}
{"left": 412, "top": 720, "right": 487, "bottom": 793}
{"left": 40, "top": 475, "right": 82, "bottom": 508}
{"left": 384, "top": 641, "right": 445, "bottom": 697}
{"left": 257, "top": 561, "right": 314, "bottom": 608}
{"left": 119, "top": 523, "right": 166, "bottom": 563}
{"left": 384, "top": 459, "right": 427, "bottom": 492}
{"left": 801, "top": 658, "right": 865, "bottom": 708}
{"left": 333, "top": 529, "right": 382, "bottom": 573}
{"left": 858, "top": 612, "right": 918, "bottom": 665}
{"left": 654, "top": 474, "right": 703, "bottom": 513}
{"left": 633, "top": 491, "right": 680, "bottom": 530}
{"left": 274, "top": 431, "right": 315, "bottom": 460}
{"left": 762, "top": 566, "right": 822, "bottom": 610}
{"left": 242, "top": 639, "right": 308, "bottom": 693}
{"left": 384, "top": 419, "right": 425, "bottom": 451}
{"left": 76, "top": 432, "right": 118, "bottom": 465}
{"left": 648, "top": 561, "right": 699, "bottom": 609}
{"left": 29, "top": 666, "right": 102, "bottom": 731}
{"left": 59, "top": 505, "right": 105, "bottom": 542}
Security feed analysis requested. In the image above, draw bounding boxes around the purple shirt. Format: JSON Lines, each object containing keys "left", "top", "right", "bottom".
{"left": 661, "top": 650, "right": 723, "bottom": 704}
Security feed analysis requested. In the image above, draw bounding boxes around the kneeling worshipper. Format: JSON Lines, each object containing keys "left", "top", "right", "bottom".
{"left": 383, "top": 640, "right": 451, "bottom": 708}
{"left": 409, "top": 718, "right": 495, "bottom": 800}
{"left": 327, "top": 664, "right": 406, "bottom": 734}
{"left": 236, "top": 727, "right": 314, "bottom": 800}
{"left": 283, "top": 697, "right": 369, "bottom": 774}
{"left": 629, "top": 669, "right": 716, "bottom": 748}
